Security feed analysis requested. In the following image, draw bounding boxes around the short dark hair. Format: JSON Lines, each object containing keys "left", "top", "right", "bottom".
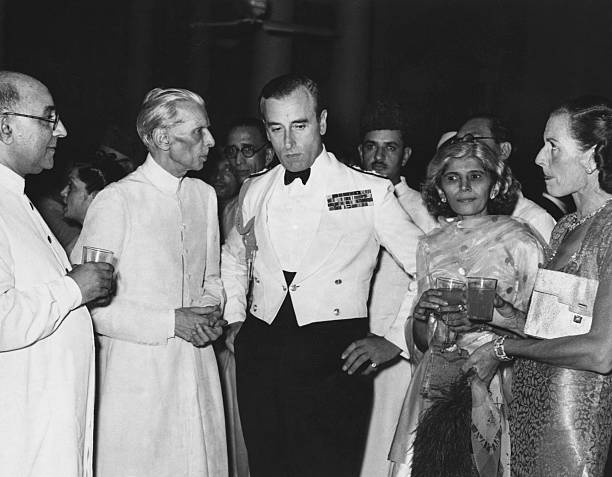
{"left": 73, "top": 159, "right": 127, "bottom": 195}
{"left": 226, "top": 117, "right": 267, "bottom": 144}
{"left": 553, "top": 95, "right": 612, "bottom": 194}
{"left": 422, "top": 140, "right": 520, "bottom": 218}
{"left": 359, "top": 99, "right": 408, "bottom": 145}
{"left": 464, "top": 113, "right": 512, "bottom": 144}
{"left": 259, "top": 74, "right": 324, "bottom": 118}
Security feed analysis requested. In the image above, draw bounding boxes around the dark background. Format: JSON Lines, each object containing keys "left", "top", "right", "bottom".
{"left": 4, "top": 0, "right": 612, "bottom": 201}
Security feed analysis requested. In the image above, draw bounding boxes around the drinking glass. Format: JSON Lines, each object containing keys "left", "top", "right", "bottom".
{"left": 435, "top": 277, "right": 466, "bottom": 349}
{"left": 467, "top": 277, "right": 497, "bottom": 322}
{"left": 82, "top": 246, "right": 114, "bottom": 264}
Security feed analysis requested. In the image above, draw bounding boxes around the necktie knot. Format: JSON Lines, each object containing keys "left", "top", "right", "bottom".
{"left": 284, "top": 168, "right": 311, "bottom": 186}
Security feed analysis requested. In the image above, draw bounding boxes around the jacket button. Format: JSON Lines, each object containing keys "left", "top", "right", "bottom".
{"left": 254, "top": 277, "right": 260, "bottom": 283}
{"left": 333, "top": 308, "right": 340, "bottom": 316}
{"left": 334, "top": 279, "right": 342, "bottom": 285}
{"left": 282, "top": 285, "right": 287, "bottom": 291}
{"left": 290, "top": 284, "right": 297, "bottom": 292}
{"left": 253, "top": 305, "right": 258, "bottom": 311}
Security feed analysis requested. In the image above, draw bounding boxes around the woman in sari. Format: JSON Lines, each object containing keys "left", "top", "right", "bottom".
{"left": 465, "top": 96, "right": 612, "bottom": 476}
{"left": 389, "top": 139, "right": 545, "bottom": 476}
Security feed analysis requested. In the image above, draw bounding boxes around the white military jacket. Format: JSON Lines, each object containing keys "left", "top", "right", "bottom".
{"left": 222, "top": 149, "right": 421, "bottom": 326}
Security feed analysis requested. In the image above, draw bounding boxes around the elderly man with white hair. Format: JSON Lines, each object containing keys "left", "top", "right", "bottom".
{"left": 73, "top": 88, "right": 228, "bottom": 477}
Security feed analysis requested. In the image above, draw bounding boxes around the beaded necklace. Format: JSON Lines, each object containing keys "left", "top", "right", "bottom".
{"left": 549, "top": 198, "right": 612, "bottom": 264}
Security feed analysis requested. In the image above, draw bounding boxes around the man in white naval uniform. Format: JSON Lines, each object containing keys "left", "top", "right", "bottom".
{"left": 222, "top": 75, "right": 422, "bottom": 477}
{"left": 74, "top": 88, "right": 228, "bottom": 477}
{"left": 344, "top": 100, "right": 432, "bottom": 477}
{"left": 0, "top": 71, "right": 113, "bottom": 477}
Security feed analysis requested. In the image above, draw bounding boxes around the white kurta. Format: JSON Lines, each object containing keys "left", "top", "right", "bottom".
{"left": 0, "top": 164, "right": 94, "bottom": 477}
{"left": 360, "top": 178, "right": 422, "bottom": 477}
{"left": 73, "top": 157, "right": 227, "bottom": 477}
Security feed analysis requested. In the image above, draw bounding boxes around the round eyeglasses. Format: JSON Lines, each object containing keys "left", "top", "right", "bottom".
{"left": 223, "top": 143, "right": 267, "bottom": 160}
{"left": 2, "top": 111, "right": 61, "bottom": 131}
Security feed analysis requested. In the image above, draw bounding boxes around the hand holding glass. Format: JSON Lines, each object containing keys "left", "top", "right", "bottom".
{"left": 467, "top": 277, "right": 497, "bottom": 322}
{"left": 82, "top": 246, "right": 114, "bottom": 264}
{"left": 435, "top": 277, "right": 466, "bottom": 348}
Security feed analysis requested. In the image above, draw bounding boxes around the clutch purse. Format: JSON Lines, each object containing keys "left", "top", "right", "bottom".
{"left": 524, "top": 269, "right": 599, "bottom": 339}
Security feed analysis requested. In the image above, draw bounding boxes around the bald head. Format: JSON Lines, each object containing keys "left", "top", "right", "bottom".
{"left": 0, "top": 71, "right": 67, "bottom": 177}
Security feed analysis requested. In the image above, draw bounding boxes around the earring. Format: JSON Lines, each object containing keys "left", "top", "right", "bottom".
{"left": 440, "top": 194, "right": 447, "bottom": 203}
{"left": 490, "top": 191, "right": 497, "bottom": 200}
{"left": 586, "top": 166, "right": 596, "bottom": 174}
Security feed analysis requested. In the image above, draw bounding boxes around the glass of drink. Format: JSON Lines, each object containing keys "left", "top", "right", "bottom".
{"left": 82, "top": 246, "right": 114, "bottom": 264}
{"left": 435, "top": 277, "right": 466, "bottom": 348}
{"left": 467, "top": 277, "right": 497, "bottom": 322}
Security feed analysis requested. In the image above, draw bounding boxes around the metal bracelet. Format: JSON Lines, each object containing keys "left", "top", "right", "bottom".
{"left": 493, "top": 335, "right": 513, "bottom": 362}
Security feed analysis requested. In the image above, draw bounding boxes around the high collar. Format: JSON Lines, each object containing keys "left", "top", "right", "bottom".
{"left": 394, "top": 176, "right": 408, "bottom": 193}
{"left": 0, "top": 162, "right": 26, "bottom": 194}
{"left": 140, "top": 154, "right": 182, "bottom": 194}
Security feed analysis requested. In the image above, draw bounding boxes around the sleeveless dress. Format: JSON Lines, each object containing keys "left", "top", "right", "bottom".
{"left": 510, "top": 203, "right": 612, "bottom": 477}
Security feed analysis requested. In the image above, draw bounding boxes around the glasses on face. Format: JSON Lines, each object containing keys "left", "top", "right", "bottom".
{"left": 448, "top": 133, "right": 496, "bottom": 145}
{"left": 222, "top": 143, "right": 266, "bottom": 160}
{"left": 2, "top": 111, "right": 61, "bottom": 131}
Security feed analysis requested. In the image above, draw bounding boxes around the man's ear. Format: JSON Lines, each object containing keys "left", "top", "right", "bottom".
{"left": 0, "top": 116, "right": 14, "bottom": 145}
{"left": 264, "top": 146, "right": 275, "bottom": 165}
{"left": 318, "top": 109, "right": 328, "bottom": 136}
{"left": 401, "top": 146, "right": 412, "bottom": 167}
{"left": 152, "top": 128, "right": 170, "bottom": 151}
{"left": 499, "top": 141, "right": 512, "bottom": 161}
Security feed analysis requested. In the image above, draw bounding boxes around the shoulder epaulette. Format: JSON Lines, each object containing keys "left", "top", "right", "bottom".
{"left": 347, "top": 164, "right": 386, "bottom": 178}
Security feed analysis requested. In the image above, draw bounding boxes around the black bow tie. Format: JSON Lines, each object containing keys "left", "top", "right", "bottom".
{"left": 284, "top": 168, "right": 311, "bottom": 186}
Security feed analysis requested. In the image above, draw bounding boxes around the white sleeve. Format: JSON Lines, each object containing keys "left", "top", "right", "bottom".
{"left": 221, "top": 223, "right": 249, "bottom": 324}
{"left": 0, "top": 220, "right": 83, "bottom": 351}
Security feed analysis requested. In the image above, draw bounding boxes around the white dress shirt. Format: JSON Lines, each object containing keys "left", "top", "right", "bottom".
{"left": 0, "top": 163, "right": 93, "bottom": 477}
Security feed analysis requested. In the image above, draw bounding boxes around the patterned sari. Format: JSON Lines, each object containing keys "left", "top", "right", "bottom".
{"left": 389, "top": 215, "right": 545, "bottom": 477}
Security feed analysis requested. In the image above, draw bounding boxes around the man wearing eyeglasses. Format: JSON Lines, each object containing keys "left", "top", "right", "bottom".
{"left": 454, "top": 115, "right": 556, "bottom": 243}
{"left": 0, "top": 71, "right": 114, "bottom": 477}
{"left": 220, "top": 117, "right": 273, "bottom": 239}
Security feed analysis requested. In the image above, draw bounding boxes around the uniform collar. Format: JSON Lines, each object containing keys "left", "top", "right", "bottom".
{"left": 141, "top": 154, "right": 182, "bottom": 194}
{"left": 0, "top": 162, "right": 26, "bottom": 194}
{"left": 394, "top": 176, "right": 409, "bottom": 194}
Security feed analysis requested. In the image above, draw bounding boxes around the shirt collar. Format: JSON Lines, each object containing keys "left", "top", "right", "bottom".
{"left": 140, "top": 154, "right": 182, "bottom": 194}
{"left": 394, "top": 176, "right": 409, "bottom": 194}
{"left": 0, "top": 162, "right": 26, "bottom": 194}
{"left": 278, "top": 145, "right": 331, "bottom": 188}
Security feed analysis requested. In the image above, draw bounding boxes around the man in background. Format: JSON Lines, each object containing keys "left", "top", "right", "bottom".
{"left": 353, "top": 99, "right": 427, "bottom": 476}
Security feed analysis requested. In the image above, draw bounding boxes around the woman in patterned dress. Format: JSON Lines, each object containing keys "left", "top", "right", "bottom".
{"left": 389, "top": 139, "right": 545, "bottom": 477}
{"left": 465, "top": 95, "right": 612, "bottom": 476}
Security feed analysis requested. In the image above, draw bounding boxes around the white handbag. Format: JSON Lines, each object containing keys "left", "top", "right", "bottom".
{"left": 524, "top": 268, "right": 599, "bottom": 339}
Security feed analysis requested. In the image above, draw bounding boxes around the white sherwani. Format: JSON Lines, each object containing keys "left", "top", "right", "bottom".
{"left": 73, "top": 157, "right": 227, "bottom": 477}
{"left": 0, "top": 163, "right": 94, "bottom": 477}
{"left": 360, "top": 178, "right": 424, "bottom": 477}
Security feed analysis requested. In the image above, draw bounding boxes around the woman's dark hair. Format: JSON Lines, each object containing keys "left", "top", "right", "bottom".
{"left": 552, "top": 95, "right": 612, "bottom": 194}
{"left": 73, "top": 159, "right": 127, "bottom": 194}
{"left": 422, "top": 140, "right": 520, "bottom": 218}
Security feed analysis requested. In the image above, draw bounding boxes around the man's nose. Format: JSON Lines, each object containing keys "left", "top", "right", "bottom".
{"left": 60, "top": 185, "right": 69, "bottom": 200}
{"left": 534, "top": 147, "right": 546, "bottom": 167}
{"left": 284, "top": 131, "right": 295, "bottom": 149}
{"left": 54, "top": 119, "right": 68, "bottom": 138}
{"left": 374, "top": 146, "right": 385, "bottom": 160}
